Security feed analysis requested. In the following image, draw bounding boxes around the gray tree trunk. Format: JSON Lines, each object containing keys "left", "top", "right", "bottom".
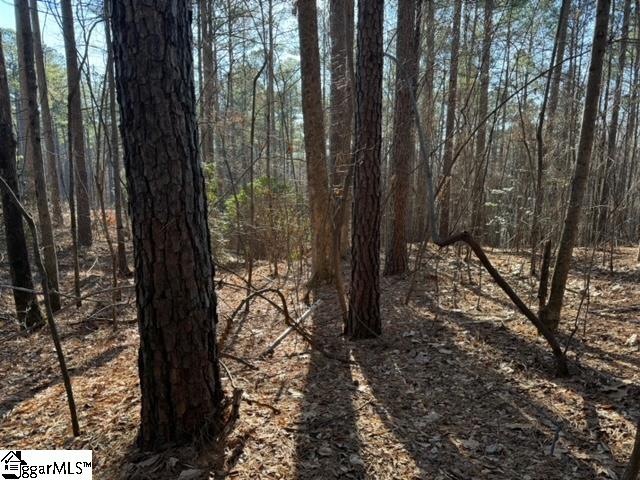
{"left": 541, "top": 0, "right": 611, "bottom": 331}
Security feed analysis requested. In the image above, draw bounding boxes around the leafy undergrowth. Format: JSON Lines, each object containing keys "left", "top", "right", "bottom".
{"left": 1, "top": 238, "right": 638, "bottom": 479}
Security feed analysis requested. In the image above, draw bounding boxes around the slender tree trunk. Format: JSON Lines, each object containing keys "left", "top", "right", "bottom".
{"left": 470, "top": 0, "right": 493, "bottom": 240}
{"left": 384, "top": 0, "right": 419, "bottom": 275}
{"left": 347, "top": 0, "right": 384, "bottom": 338}
{"left": 531, "top": 0, "right": 571, "bottom": 275}
{"left": 547, "top": 0, "right": 571, "bottom": 122}
{"left": 111, "top": 0, "right": 223, "bottom": 449}
{"left": 438, "top": 0, "right": 462, "bottom": 238}
{"left": 297, "top": 0, "right": 333, "bottom": 284}
{"left": 329, "top": 0, "right": 355, "bottom": 256}
{"left": 29, "top": 0, "right": 63, "bottom": 226}
{"left": 104, "top": 16, "right": 129, "bottom": 276}
{"left": 541, "top": 0, "right": 611, "bottom": 331}
{"left": 414, "top": 0, "right": 435, "bottom": 241}
{"left": 0, "top": 35, "right": 43, "bottom": 329}
{"left": 15, "top": 0, "right": 61, "bottom": 312}
{"left": 61, "top": 0, "right": 92, "bottom": 246}
{"left": 597, "top": 0, "right": 631, "bottom": 242}
{"left": 200, "top": 0, "right": 215, "bottom": 168}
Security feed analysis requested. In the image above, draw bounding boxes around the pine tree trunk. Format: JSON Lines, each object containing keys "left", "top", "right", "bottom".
{"left": 61, "top": 0, "right": 93, "bottom": 247}
{"left": 347, "top": 0, "right": 384, "bottom": 338}
{"left": 15, "top": 0, "right": 61, "bottom": 312}
{"left": 110, "top": 0, "right": 223, "bottom": 449}
{"left": 0, "top": 35, "right": 43, "bottom": 329}
{"left": 384, "top": 0, "right": 419, "bottom": 276}
{"left": 438, "top": 0, "right": 462, "bottom": 238}
{"left": 297, "top": 0, "right": 333, "bottom": 284}
{"left": 29, "top": 0, "right": 64, "bottom": 226}
{"left": 541, "top": 0, "right": 611, "bottom": 331}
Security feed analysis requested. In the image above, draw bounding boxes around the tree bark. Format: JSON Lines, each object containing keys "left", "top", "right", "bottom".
{"left": 29, "top": 0, "right": 63, "bottom": 226}
{"left": 438, "top": 0, "right": 462, "bottom": 238}
{"left": 347, "top": 0, "right": 384, "bottom": 338}
{"left": 110, "top": 0, "right": 223, "bottom": 449}
{"left": 61, "top": 0, "right": 92, "bottom": 246}
{"left": 0, "top": 34, "right": 43, "bottom": 329}
{"left": 297, "top": 0, "right": 333, "bottom": 284}
{"left": 541, "top": 0, "right": 611, "bottom": 331}
{"left": 384, "top": 0, "right": 419, "bottom": 276}
{"left": 15, "top": 0, "right": 61, "bottom": 312}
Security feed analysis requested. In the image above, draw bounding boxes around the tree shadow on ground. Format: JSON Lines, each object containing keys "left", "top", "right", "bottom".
{"left": 0, "top": 343, "right": 126, "bottom": 418}
{"left": 344, "top": 281, "right": 632, "bottom": 479}
{"left": 293, "top": 290, "right": 366, "bottom": 480}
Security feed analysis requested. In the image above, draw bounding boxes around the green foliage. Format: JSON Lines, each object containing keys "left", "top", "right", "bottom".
{"left": 222, "top": 176, "right": 308, "bottom": 262}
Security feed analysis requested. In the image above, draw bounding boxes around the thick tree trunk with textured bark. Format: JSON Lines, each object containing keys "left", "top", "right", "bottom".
{"left": 0, "top": 35, "right": 43, "bottom": 329}
{"left": 347, "top": 0, "right": 384, "bottom": 338}
{"left": 541, "top": 0, "right": 611, "bottom": 331}
{"left": 438, "top": 0, "right": 462, "bottom": 238}
{"left": 384, "top": 0, "right": 419, "bottom": 276}
{"left": 15, "top": 0, "right": 61, "bottom": 312}
{"left": 61, "top": 0, "right": 92, "bottom": 247}
{"left": 29, "top": 0, "right": 63, "bottom": 226}
{"left": 110, "top": 0, "right": 223, "bottom": 449}
{"left": 297, "top": 0, "right": 333, "bottom": 284}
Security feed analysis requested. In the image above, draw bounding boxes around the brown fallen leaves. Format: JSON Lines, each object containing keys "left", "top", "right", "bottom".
{"left": 0, "top": 241, "right": 638, "bottom": 479}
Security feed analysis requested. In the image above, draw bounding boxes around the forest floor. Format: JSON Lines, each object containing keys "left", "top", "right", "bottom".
{"left": 1, "top": 229, "right": 639, "bottom": 479}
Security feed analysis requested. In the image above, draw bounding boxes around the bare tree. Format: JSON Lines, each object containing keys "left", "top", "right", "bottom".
{"left": 29, "top": 0, "right": 63, "bottom": 225}
{"left": 541, "top": 0, "right": 611, "bottom": 331}
{"left": 297, "top": 0, "right": 333, "bottom": 284}
{"left": 61, "top": 0, "right": 93, "bottom": 246}
{"left": 0, "top": 33, "right": 43, "bottom": 329}
{"left": 438, "top": 0, "right": 462, "bottom": 238}
{"left": 15, "top": 0, "right": 61, "bottom": 312}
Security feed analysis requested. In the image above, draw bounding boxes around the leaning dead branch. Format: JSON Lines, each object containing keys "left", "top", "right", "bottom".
{"left": 388, "top": 52, "right": 570, "bottom": 377}
{"left": 0, "top": 176, "right": 81, "bottom": 435}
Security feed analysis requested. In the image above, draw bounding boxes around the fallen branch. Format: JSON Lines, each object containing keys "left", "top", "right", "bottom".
{"left": 390, "top": 51, "right": 570, "bottom": 377}
{"left": 261, "top": 300, "right": 321, "bottom": 356}
{"left": 437, "top": 232, "right": 568, "bottom": 376}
